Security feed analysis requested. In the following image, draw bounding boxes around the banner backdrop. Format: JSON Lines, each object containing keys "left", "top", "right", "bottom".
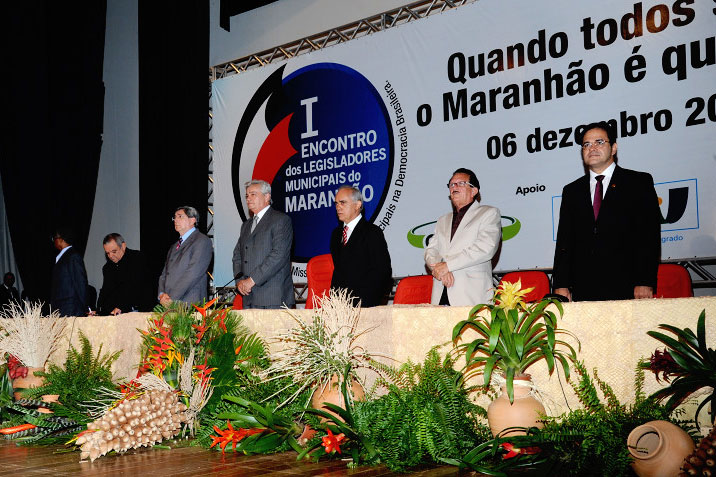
{"left": 211, "top": 0, "right": 716, "bottom": 286}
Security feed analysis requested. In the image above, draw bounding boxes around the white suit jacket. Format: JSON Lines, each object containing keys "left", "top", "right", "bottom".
{"left": 424, "top": 202, "right": 501, "bottom": 306}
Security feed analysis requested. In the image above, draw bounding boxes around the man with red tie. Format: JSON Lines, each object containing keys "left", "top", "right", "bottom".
{"left": 329, "top": 186, "right": 392, "bottom": 307}
{"left": 553, "top": 121, "right": 661, "bottom": 301}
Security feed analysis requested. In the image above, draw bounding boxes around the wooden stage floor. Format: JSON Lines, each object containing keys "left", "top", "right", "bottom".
{"left": 0, "top": 439, "right": 461, "bottom": 476}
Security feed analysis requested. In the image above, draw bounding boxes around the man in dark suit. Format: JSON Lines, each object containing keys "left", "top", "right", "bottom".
{"left": 0, "top": 272, "right": 21, "bottom": 310}
{"left": 329, "top": 185, "right": 392, "bottom": 307}
{"left": 158, "top": 206, "right": 213, "bottom": 306}
{"left": 553, "top": 121, "right": 661, "bottom": 301}
{"left": 96, "top": 233, "right": 154, "bottom": 315}
{"left": 51, "top": 227, "right": 89, "bottom": 316}
{"left": 232, "top": 180, "right": 294, "bottom": 309}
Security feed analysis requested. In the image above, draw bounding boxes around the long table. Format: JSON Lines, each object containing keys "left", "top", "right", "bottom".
{"left": 7, "top": 296, "right": 714, "bottom": 421}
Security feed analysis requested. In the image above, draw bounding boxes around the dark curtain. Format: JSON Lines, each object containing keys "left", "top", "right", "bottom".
{"left": 0, "top": 2, "right": 106, "bottom": 305}
{"left": 138, "top": 1, "right": 210, "bottom": 296}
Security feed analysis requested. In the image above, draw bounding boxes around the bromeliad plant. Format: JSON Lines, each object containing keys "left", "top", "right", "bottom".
{"left": 452, "top": 280, "right": 580, "bottom": 402}
{"left": 641, "top": 309, "right": 716, "bottom": 426}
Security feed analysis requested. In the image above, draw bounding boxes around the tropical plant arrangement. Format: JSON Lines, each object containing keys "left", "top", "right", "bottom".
{"left": 641, "top": 309, "right": 715, "bottom": 427}
{"left": 260, "top": 288, "right": 383, "bottom": 408}
{"left": 0, "top": 301, "right": 66, "bottom": 390}
{"left": 452, "top": 280, "right": 580, "bottom": 403}
{"left": 443, "top": 360, "right": 693, "bottom": 476}
{"left": 137, "top": 298, "right": 268, "bottom": 421}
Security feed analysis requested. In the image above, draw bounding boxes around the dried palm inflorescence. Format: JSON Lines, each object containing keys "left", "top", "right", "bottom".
{"left": 261, "top": 288, "right": 381, "bottom": 408}
{"left": 680, "top": 425, "right": 716, "bottom": 476}
{"left": 0, "top": 301, "right": 66, "bottom": 368}
{"left": 75, "top": 374, "right": 187, "bottom": 462}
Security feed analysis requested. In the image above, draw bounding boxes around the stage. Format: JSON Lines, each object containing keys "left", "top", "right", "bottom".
{"left": 23, "top": 296, "right": 716, "bottom": 419}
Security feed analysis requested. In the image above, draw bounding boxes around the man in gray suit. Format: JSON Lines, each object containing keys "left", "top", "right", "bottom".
{"left": 232, "top": 180, "right": 294, "bottom": 309}
{"left": 158, "top": 206, "right": 213, "bottom": 306}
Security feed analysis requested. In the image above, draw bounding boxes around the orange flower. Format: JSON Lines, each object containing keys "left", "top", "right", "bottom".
{"left": 192, "top": 318, "right": 210, "bottom": 344}
{"left": 209, "top": 421, "right": 264, "bottom": 452}
{"left": 193, "top": 297, "right": 218, "bottom": 318}
{"left": 321, "top": 428, "right": 346, "bottom": 454}
{"left": 213, "top": 308, "right": 229, "bottom": 333}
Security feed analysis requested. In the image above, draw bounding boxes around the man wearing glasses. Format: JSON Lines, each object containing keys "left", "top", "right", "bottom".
{"left": 553, "top": 121, "right": 661, "bottom": 301}
{"left": 424, "top": 168, "right": 501, "bottom": 306}
{"left": 158, "top": 206, "right": 213, "bottom": 306}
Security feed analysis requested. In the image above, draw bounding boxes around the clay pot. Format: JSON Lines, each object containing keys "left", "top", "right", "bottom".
{"left": 310, "top": 375, "right": 365, "bottom": 421}
{"left": 12, "top": 366, "right": 45, "bottom": 400}
{"left": 487, "top": 375, "right": 546, "bottom": 437}
{"left": 627, "top": 420, "right": 694, "bottom": 477}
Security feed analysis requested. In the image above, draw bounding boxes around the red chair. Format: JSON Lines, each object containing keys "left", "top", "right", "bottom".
{"left": 232, "top": 293, "right": 243, "bottom": 310}
{"left": 393, "top": 275, "right": 433, "bottom": 304}
{"left": 499, "top": 271, "right": 550, "bottom": 303}
{"left": 305, "top": 254, "right": 334, "bottom": 309}
{"left": 655, "top": 264, "right": 693, "bottom": 298}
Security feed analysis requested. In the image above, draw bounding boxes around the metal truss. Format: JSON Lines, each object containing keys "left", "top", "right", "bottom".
{"left": 210, "top": 0, "right": 477, "bottom": 80}
{"left": 207, "top": 86, "right": 215, "bottom": 292}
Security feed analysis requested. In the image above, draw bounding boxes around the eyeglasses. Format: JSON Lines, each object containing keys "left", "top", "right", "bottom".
{"left": 172, "top": 215, "right": 188, "bottom": 222}
{"left": 581, "top": 139, "right": 609, "bottom": 150}
{"left": 446, "top": 181, "right": 474, "bottom": 189}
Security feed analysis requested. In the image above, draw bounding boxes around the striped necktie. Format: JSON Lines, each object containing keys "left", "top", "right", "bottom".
{"left": 175, "top": 237, "right": 183, "bottom": 250}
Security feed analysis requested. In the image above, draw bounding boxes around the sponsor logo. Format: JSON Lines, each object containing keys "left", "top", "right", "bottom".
{"left": 407, "top": 215, "right": 521, "bottom": 248}
{"left": 231, "top": 63, "right": 394, "bottom": 262}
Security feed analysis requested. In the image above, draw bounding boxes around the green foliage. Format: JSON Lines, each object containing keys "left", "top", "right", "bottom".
{"left": 641, "top": 309, "right": 716, "bottom": 425}
{"left": 452, "top": 287, "right": 579, "bottom": 403}
{"left": 22, "top": 331, "right": 120, "bottom": 407}
{"left": 351, "top": 349, "right": 488, "bottom": 472}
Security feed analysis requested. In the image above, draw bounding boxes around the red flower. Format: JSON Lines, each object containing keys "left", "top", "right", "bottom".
{"left": 193, "top": 297, "right": 218, "bottom": 318}
{"left": 500, "top": 442, "right": 540, "bottom": 460}
{"left": 192, "top": 318, "right": 210, "bottom": 344}
{"left": 194, "top": 358, "right": 217, "bottom": 387}
{"left": 321, "top": 428, "right": 346, "bottom": 454}
{"left": 647, "top": 349, "right": 684, "bottom": 383}
{"left": 209, "top": 421, "right": 264, "bottom": 453}
{"left": 7, "top": 355, "right": 28, "bottom": 380}
{"left": 213, "top": 308, "right": 229, "bottom": 333}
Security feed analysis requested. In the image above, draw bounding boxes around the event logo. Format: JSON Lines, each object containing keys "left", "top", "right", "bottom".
{"left": 231, "top": 63, "right": 394, "bottom": 262}
{"left": 655, "top": 178, "right": 699, "bottom": 232}
{"left": 407, "top": 216, "right": 521, "bottom": 248}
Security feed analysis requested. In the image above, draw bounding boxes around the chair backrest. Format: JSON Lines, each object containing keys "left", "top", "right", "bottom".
{"left": 232, "top": 293, "right": 243, "bottom": 310}
{"left": 394, "top": 275, "right": 433, "bottom": 305}
{"left": 655, "top": 264, "right": 693, "bottom": 298}
{"left": 499, "top": 271, "right": 550, "bottom": 302}
{"left": 305, "top": 254, "right": 334, "bottom": 309}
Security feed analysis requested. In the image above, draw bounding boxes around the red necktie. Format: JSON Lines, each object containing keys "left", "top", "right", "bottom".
{"left": 342, "top": 226, "right": 348, "bottom": 246}
{"left": 176, "top": 237, "right": 183, "bottom": 250}
{"left": 593, "top": 175, "right": 604, "bottom": 220}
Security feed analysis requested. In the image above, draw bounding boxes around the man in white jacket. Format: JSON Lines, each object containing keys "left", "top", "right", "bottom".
{"left": 424, "top": 168, "right": 502, "bottom": 306}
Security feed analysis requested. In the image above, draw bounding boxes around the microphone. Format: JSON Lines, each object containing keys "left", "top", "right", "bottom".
{"left": 212, "top": 272, "right": 244, "bottom": 299}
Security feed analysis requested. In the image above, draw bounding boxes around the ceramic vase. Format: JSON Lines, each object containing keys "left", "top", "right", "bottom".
{"left": 627, "top": 420, "right": 695, "bottom": 477}
{"left": 487, "top": 375, "right": 546, "bottom": 437}
{"left": 12, "top": 366, "right": 45, "bottom": 400}
{"left": 310, "top": 375, "right": 365, "bottom": 421}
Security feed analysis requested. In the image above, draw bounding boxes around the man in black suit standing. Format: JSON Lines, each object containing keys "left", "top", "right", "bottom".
{"left": 96, "top": 233, "right": 154, "bottom": 315}
{"left": 232, "top": 180, "right": 294, "bottom": 309}
{"left": 553, "top": 121, "right": 661, "bottom": 301}
{"left": 158, "top": 206, "right": 213, "bottom": 306}
{"left": 329, "top": 185, "right": 392, "bottom": 307}
{"left": 0, "top": 272, "right": 21, "bottom": 310}
{"left": 51, "top": 227, "right": 89, "bottom": 316}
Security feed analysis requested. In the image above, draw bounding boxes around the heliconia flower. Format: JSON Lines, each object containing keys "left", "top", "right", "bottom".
{"left": 213, "top": 308, "right": 229, "bottom": 333}
{"left": 500, "top": 442, "right": 541, "bottom": 459}
{"left": 321, "top": 428, "right": 346, "bottom": 454}
{"left": 209, "top": 421, "right": 264, "bottom": 453}
{"left": 495, "top": 280, "right": 535, "bottom": 310}
{"left": 193, "top": 297, "right": 218, "bottom": 318}
{"left": 647, "top": 348, "right": 684, "bottom": 383}
{"left": 192, "top": 319, "right": 210, "bottom": 344}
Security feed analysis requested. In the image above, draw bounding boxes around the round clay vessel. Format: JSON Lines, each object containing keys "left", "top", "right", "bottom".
{"left": 487, "top": 375, "right": 546, "bottom": 437}
{"left": 12, "top": 366, "right": 45, "bottom": 400}
{"left": 310, "top": 375, "right": 365, "bottom": 421}
{"left": 627, "top": 420, "right": 694, "bottom": 477}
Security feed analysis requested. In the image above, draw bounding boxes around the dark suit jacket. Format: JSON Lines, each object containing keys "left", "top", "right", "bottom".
{"left": 51, "top": 246, "right": 89, "bottom": 316}
{"left": 553, "top": 165, "right": 661, "bottom": 301}
{"left": 232, "top": 207, "right": 294, "bottom": 308}
{"left": 0, "top": 284, "right": 20, "bottom": 311}
{"left": 97, "top": 249, "right": 154, "bottom": 315}
{"left": 330, "top": 217, "right": 392, "bottom": 307}
{"left": 158, "top": 230, "right": 213, "bottom": 304}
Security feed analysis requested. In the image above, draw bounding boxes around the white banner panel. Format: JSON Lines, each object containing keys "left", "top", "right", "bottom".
{"left": 211, "top": 0, "right": 716, "bottom": 286}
